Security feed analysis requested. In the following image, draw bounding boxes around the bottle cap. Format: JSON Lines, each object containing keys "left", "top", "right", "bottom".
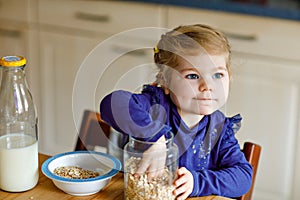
{"left": 0, "top": 55, "right": 26, "bottom": 67}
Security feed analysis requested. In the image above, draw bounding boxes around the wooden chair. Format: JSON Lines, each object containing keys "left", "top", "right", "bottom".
{"left": 75, "top": 110, "right": 111, "bottom": 152}
{"left": 75, "top": 110, "right": 261, "bottom": 200}
{"left": 237, "top": 142, "right": 261, "bottom": 200}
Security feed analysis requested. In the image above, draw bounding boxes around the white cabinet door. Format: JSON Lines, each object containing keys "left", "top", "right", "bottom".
{"left": 38, "top": 31, "right": 100, "bottom": 154}
{"left": 225, "top": 53, "right": 300, "bottom": 200}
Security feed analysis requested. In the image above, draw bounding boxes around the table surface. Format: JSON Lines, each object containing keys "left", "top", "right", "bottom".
{"left": 0, "top": 154, "right": 233, "bottom": 200}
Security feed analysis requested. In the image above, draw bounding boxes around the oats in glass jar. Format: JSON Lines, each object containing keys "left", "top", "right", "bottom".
{"left": 125, "top": 157, "right": 176, "bottom": 200}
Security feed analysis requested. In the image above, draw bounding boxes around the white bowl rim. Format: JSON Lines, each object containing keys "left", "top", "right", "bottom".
{"left": 42, "top": 151, "right": 122, "bottom": 183}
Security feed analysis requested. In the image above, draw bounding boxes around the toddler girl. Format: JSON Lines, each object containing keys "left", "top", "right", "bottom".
{"left": 100, "top": 24, "right": 252, "bottom": 199}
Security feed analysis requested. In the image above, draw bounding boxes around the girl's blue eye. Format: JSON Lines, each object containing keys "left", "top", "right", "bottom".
{"left": 212, "top": 73, "right": 224, "bottom": 79}
{"left": 185, "top": 74, "right": 199, "bottom": 79}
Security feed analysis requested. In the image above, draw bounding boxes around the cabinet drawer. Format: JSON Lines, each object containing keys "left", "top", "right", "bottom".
{"left": 0, "top": 0, "right": 33, "bottom": 23}
{"left": 38, "top": 0, "right": 163, "bottom": 35}
{"left": 168, "top": 6, "right": 300, "bottom": 61}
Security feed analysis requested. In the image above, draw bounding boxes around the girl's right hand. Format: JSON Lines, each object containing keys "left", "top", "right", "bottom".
{"left": 135, "top": 135, "right": 167, "bottom": 180}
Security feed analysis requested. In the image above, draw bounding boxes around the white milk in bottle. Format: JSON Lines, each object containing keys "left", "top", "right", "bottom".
{"left": 0, "top": 134, "right": 39, "bottom": 191}
{"left": 0, "top": 56, "right": 39, "bottom": 192}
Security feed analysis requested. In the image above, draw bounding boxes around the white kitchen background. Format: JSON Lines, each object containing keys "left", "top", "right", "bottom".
{"left": 0, "top": 1, "right": 300, "bottom": 200}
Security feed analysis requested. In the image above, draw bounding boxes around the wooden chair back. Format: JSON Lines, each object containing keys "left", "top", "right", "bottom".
{"left": 75, "top": 110, "right": 110, "bottom": 152}
{"left": 237, "top": 142, "right": 261, "bottom": 200}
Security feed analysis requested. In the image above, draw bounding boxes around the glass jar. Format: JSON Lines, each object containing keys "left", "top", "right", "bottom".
{"left": 0, "top": 55, "right": 39, "bottom": 192}
{"left": 124, "top": 132, "right": 178, "bottom": 200}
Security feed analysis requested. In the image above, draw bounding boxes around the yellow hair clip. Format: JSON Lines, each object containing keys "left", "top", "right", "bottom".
{"left": 153, "top": 46, "right": 159, "bottom": 54}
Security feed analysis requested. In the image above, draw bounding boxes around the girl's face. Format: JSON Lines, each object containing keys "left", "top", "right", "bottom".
{"left": 167, "top": 53, "right": 229, "bottom": 118}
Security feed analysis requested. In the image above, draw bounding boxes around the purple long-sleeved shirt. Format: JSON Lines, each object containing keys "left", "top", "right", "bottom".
{"left": 100, "top": 85, "right": 252, "bottom": 198}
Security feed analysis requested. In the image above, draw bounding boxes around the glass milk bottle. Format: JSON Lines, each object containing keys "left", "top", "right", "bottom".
{"left": 124, "top": 132, "right": 178, "bottom": 200}
{"left": 0, "top": 55, "right": 39, "bottom": 192}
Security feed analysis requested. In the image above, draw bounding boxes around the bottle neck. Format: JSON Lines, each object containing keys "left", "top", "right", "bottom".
{"left": 1, "top": 66, "right": 26, "bottom": 83}
{"left": 0, "top": 66, "right": 32, "bottom": 115}
{"left": 0, "top": 66, "right": 27, "bottom": 94}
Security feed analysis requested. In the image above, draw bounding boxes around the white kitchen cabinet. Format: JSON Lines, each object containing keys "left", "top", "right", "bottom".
{"left": 227, "top": 53, "right": 300, "bottom": 200}
{"left": 37, "top": 0, "right": 166, "bottom": 155}
{"left": 167, "top": 6, "right": 300, "bottom": 200}
{"left": 167, "top": 6, "right": 300, "bottom": 61}
{"left": 0, "top": 0, "right": 38, "bottom": 79}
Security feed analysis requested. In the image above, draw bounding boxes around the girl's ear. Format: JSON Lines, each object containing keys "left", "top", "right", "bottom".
{"left": 159, "top": 76, "right": 170, "bottom": 95}
{"left": 151, "top": 82, "right": 170, "bottom": 95}
{"left": 154, "top": 67, "right": 171, "bottom": 95}
{"left": 164, "top": 87, "right": 170, "bottom": 95}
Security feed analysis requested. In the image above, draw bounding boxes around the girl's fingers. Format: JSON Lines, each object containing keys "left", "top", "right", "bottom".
{"left": 174, "top": 167, "right": 188, "bottom": 186}
{"left": 174, "top": 183, "right": 193, "bottom": 200}
{"left": 147, "top": 160, "right": 165, "bottom": 179}
{"left": 176, "top": 191, "right": 190, "bottom": 200}
{"left": 174, "top": 175, "right": 185, "bottom": 187}
{"left": 135, "top": 159, "right": 150, "bottom": 175}
{"left": 177, "top": 167, "right": 188, "bottom": 176}
{"left": 174, "top": 179, "right": 189, "bottom": 195}
{"left": 136, "top": 159, "right": 165, "bottom": 180}
{"left": 147, "top": 169, "right": 163, "bottom": 180}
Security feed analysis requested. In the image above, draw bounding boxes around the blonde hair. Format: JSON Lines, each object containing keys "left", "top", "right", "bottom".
{"left": 154, "top": 24, "right": 231, "bottom": 86}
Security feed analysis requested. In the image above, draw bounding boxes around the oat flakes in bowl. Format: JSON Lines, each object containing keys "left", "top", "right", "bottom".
{"left": 42, "top": 151, "right": 121, "bottom": 196}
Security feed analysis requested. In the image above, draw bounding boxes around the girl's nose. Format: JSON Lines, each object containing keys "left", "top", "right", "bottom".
{"left": 199, "top": 78, "right": 212, "bottom": 92}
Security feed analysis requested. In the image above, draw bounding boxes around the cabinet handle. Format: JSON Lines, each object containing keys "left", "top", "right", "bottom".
{"left": 223, "top": 31, "right": 257, "bottom": 41}
{"left": 74, "top": 11, "right": 110, "bottom": 23}
{"left": 0, "top": 28, "right": 21, "bottom": 38}
{"left": 111, "top": 45, "right": 147, "bottom": 57}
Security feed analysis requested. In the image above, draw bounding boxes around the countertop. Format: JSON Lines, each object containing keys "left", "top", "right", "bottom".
{"left": 0, "top": 154, "right": 234, "bottom": 200}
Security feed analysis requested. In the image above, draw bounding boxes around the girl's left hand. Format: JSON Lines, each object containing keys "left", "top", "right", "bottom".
{"left": 173, "top": 167, "right": 194, "bottom": 200}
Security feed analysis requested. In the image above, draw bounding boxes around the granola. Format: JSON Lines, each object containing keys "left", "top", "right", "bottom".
{"left": 125, "top": 157, "right": 176, "bottom": 200}
{"left": 53, "top": 166, "right": 100, "bottom": 179}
